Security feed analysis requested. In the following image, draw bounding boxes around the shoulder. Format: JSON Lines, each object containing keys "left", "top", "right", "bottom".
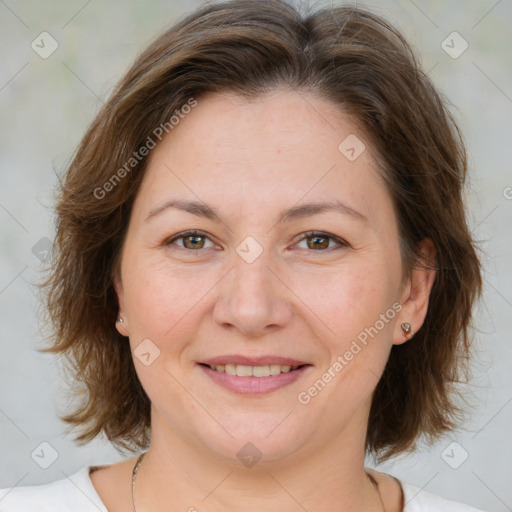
{"left": 0, "top": 466, "right": 108, "bottom": 512}
{"left": 400, "top": 480, "right": 487, "bottom": 512}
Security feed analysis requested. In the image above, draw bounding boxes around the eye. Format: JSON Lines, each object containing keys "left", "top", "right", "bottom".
{"left": 165, "top": 230, "right": 217, "bottom": 250}
{"left": 294, "top": 231, "right": 348, "bottom": 252}
{"left": 164, "top": 230, "right": 349, "bottom": 253}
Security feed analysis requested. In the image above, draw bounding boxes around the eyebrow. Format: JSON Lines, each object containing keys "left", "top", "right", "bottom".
{"left": 145, "top": 198, "right": 368, "bottom": 224}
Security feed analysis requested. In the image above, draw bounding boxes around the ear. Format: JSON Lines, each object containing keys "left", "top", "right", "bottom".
{"left": 394, "top": 238, "right": 436, "bottom": 345}
{"left": 114, "top": 272, "right": 130, "bottom": 337}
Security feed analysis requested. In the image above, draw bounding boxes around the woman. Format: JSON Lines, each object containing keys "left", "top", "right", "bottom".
{"left": 0, "top": 1, "right": 485, "bottom": 510}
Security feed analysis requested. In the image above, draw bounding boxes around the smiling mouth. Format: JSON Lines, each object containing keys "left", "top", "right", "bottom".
{"left": 199, "top": 363, "right": 308, "bottom": 377}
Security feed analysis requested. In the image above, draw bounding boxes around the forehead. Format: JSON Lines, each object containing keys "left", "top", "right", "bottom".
{"left": 160, "top": 88, "right": 369, "bottom": 166}
{"left": 133, "top": 88, "right": 394, "bottom": 227}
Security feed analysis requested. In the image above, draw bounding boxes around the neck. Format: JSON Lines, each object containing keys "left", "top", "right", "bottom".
{"left": 134, "top": 411, "right": 384, "bottom": 512}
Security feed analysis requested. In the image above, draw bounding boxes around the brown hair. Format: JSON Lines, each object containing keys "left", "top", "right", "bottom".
{"left": 39, "top": 0, "right": 482, "bottom": 460}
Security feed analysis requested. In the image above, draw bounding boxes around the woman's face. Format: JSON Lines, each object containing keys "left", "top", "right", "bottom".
{"left": 115, "top": 89, "right": 429, "bottom": 464}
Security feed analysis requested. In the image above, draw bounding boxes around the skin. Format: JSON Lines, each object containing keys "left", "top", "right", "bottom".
{"left": 91, "top": 88, "right": 435, "bottom": 512}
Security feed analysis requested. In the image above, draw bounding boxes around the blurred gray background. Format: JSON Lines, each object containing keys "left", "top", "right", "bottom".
{"left": 0, "top": 0, "right": 510, "bottom": 510}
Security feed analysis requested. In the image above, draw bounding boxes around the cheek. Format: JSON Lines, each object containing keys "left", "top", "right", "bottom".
{"left": 122, "top": 255, "right": 204, "bottom": 342}
{"left": 294, "top": 261, "right": 396, "bottom": 345}
{"left": 122, "top": 259, "right": 208, "bottom": 398}
{"left": 311, "top": 267, "right": 397, "bottom": 398}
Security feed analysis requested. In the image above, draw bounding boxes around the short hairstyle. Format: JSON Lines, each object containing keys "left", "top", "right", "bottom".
{"left": 39, "top": 0, "right": 482, "bottom": 460}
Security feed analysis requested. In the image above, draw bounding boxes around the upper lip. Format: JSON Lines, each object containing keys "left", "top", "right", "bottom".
{"left": 200, "top": 355, "right": 311, "bottom": 367}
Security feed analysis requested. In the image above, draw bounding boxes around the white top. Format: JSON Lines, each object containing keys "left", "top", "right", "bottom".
{"left": 0, "top": 465, "right": 486, "bottom": 512}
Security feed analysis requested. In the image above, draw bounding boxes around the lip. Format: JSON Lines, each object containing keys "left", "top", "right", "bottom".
{"left": 200, "top": 355, "right": 310, "bottom": 366}
{"left": 198, "top": 363, "right": 312, "bottom": 394}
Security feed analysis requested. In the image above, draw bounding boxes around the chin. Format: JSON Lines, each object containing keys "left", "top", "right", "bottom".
{"left": 185, "top": 414, "right": 310, "bottom": 466}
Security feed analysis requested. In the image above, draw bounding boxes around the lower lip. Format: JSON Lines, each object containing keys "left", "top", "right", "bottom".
{"left": 198, "top": 364, "right": 311, "bottom": 394}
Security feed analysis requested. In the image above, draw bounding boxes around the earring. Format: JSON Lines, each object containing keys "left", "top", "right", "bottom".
{"left": 118, "top": 317, "right": 124, "bottom": 323}
{"left": 401, "top": 322, "right": 412, "bottom": 334}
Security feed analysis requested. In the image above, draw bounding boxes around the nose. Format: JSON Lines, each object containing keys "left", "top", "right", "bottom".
{"left": 212, "top": 246, "right": 293, "bottom": 337}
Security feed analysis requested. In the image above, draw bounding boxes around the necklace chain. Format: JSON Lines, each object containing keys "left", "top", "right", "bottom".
{"left": 131, "top": 452, "right": 145, "bottom": 512}
{"left": 131, "top": 451, "right": 385, "bottom": 512}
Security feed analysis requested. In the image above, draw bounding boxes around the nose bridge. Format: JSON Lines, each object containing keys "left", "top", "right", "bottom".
{"left": 233, "top": 241, "right": 273, "bottom": 296}
{"left": 213, "top": 238, "right": 292, "bottom": 334}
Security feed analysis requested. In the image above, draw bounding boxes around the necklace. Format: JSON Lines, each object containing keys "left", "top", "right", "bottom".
{"left": 131, "top": 452, "right": 385, "bottom": 512}
{"left": 131, "top": 452, "right": 146, "bottom": 512}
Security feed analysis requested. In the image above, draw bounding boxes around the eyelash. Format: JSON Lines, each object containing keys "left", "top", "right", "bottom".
{"left": 164, "top": 230, "right": 349, "bottom": 253}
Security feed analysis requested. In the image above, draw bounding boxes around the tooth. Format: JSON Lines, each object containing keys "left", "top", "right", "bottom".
{"left": 269, "top": 364, "right": 281, "bottom": 375}
{"left": 236, "top": 365, "right": 253, "bottom": 377}
{"left": 225, "top": 364, "right": 237, "bottom": 375}
{"left": 252, "top": 365, "right": 271, "bottom": 377}
{"left": 209, "top": 363, "right": 301, "bottom": 376}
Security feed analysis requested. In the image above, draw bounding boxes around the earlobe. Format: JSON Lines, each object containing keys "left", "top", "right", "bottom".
{"left": 394, "top": 238, "right": 436, "bottom": 345}
{"left": 116, "top": 315, "right": 129, "bottom": 337}
{"left": 114, "top": 275, "right": 129, "bottom": 337}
